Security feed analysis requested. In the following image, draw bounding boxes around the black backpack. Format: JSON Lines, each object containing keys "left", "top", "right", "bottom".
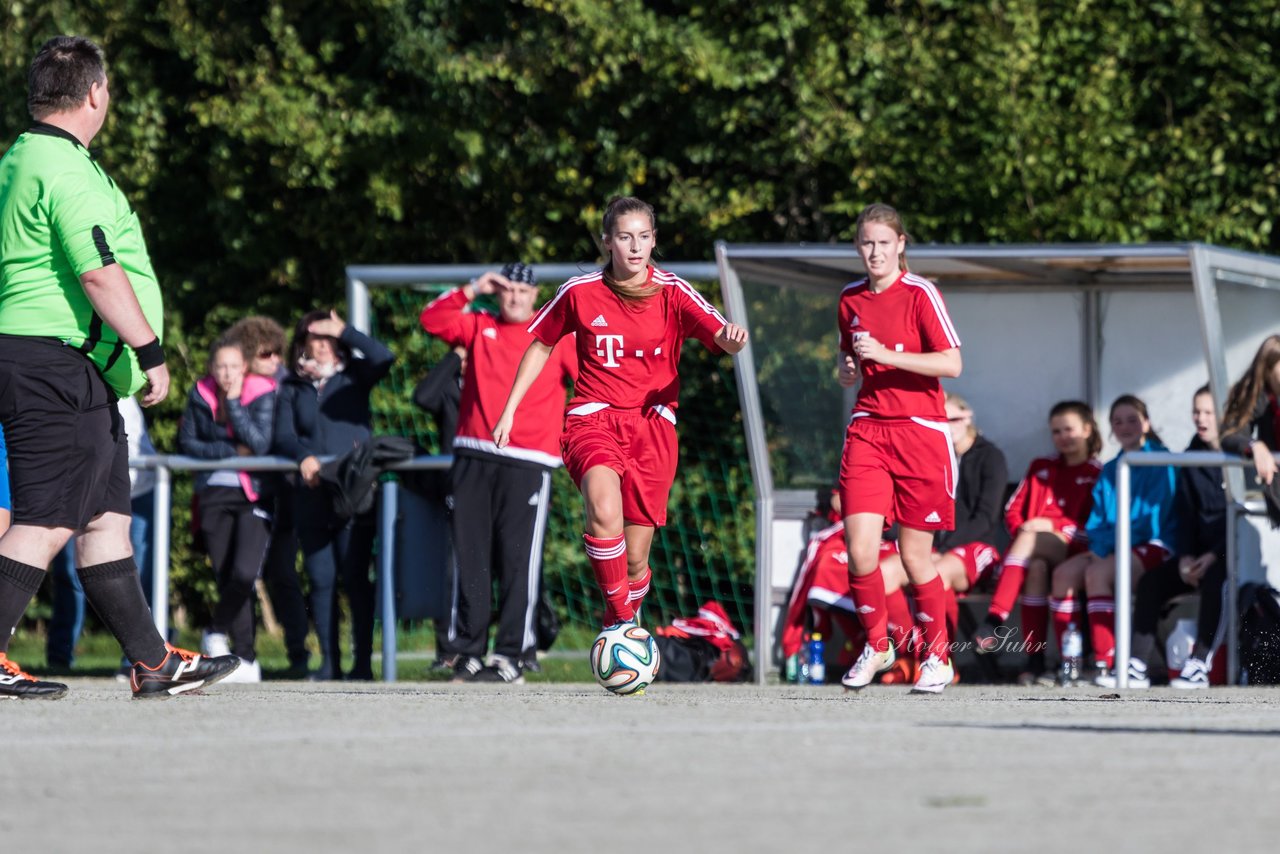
{"left": 1238, "top": 582, "right": 1280, "bottom": 686}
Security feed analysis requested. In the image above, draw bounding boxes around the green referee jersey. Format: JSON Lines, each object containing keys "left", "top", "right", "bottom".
{"left": 0, "top": 123, "right": 163, "bottom": 397}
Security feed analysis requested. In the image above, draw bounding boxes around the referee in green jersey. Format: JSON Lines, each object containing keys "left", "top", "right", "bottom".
{"left": 0, "top": 36, "right": 237, "bottom": 698}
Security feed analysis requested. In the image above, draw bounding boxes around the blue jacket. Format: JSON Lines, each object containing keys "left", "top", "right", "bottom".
{"left": 1085, "top": 438, "right": 1179, "bottom": 558}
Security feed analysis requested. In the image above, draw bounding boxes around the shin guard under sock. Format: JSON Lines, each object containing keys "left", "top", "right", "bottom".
{"left": 911, "top": 575, "right": 952, "bottom": 663}
{"left": 848, "top": 569, "right": 890, "bottom": 652}
{"left": 78, "top": 558, "right": 167, "bottom": 668}
{"left": 583, "top": 533, "right": 633, "bottom": 625}
{"left": 0, "top": 556, "right": 46, "bottom": 654}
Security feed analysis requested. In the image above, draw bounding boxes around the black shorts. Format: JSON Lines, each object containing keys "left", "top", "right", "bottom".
{"left": 0, "top": 336, "right": 131, "bottom": 528}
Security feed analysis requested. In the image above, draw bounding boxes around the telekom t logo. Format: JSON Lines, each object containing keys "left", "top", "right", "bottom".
{"left": 595, "top": 334, "right": 624, "bottom": 368}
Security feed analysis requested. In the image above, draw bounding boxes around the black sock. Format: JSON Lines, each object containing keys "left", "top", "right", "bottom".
{"left": 1131, "top": 632, "right": 1157, "bottom": 666}
{"left": 78, "top": 558, "right": 167, "bottom": 668}
{"left": 0, "top": 556, "right": 47, "bottom": 654}
{"left": 1027, "top": 651, "right": 1045, "bottom": 674}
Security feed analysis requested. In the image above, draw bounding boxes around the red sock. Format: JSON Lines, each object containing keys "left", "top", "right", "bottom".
{"left": 628, "top": 566, "right": 652, "bottom": 619}
{"left": 583, "top": 533, "right": 633, "bottom": 625}
{"left": 944, "top": 588, "right": 960, "bottom": 637}
{"left": 910, "top": 575, "right": 952, "bottom": 663}
{"left": 1087, "top": 596, "right": 1116, "bottom": 668}
{"left": 1021, "top": 596, "right": 1048, "bottom": 657}
{"left": 831, "top": 610, "right": 865, "bottom": 652}
{"left": 1050, "top": 596, "right": 1078, "bottom": 650}
{"left": 848, "top": 569, "right": 889, "bottom": 652}
{"left": 988, "top": 556, "right": 1028, "bottom": 622}
{"left": 885, "top": 587, "right": 915, "bottom": 654}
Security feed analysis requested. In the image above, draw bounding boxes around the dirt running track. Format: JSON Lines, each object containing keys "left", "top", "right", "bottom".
{"left": 4, "top": 681, "right": 1278, "bottom": 853}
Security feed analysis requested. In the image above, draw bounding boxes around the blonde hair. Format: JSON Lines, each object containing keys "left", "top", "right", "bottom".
{"left": 945, "top": 392, "right": 978, "bottom": 440}
{"left": 601, "top": 196, "right": 660, "bottom": 303}
{"left": 854, "top": 203, "right": 910, "bottom": 273}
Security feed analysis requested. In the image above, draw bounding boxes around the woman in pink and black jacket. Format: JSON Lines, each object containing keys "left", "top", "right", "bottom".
{"left": 178, "top": 334, "right": 277, "bottom": 679}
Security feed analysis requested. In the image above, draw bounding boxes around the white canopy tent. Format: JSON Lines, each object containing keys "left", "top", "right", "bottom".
{"left": 714, "top": 242, "right": 1280, "bottom": 684}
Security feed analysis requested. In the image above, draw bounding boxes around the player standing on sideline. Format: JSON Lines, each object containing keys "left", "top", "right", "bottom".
{"left": 0, "top": 36, "right": 239, "bottom": 698}
{"left": 420, "top": 262, "right": 577, "bottom": 684}
{"left": 492, "top": 197, "right": 747, "bottom": 634}
{"left": 836, "top": 203, "right": 963, "bottom": 695}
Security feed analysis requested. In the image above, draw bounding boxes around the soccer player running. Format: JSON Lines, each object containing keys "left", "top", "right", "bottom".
{"left": 837, "top": 203, "right": 963, "bottom": 695}
{"left": 493, "top": 196, "right": 747, "bottom": 636}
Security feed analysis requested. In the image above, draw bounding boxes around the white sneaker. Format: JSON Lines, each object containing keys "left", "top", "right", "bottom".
{"left": 910, "top": 655, "right": 954, "bottom": 694}
{"left": 202, "top": 631, "right": 231, "bottom": 658}
{"left": 221, "top": 658, "right": 261, "bottom": 684}
{"left": 841, "top": 643, "right": 895, "bottom": 690}
{"left": 1093, "top": 658, "right": 1151, "bottom": 689}
{"left": 1170, "top": 657, "right": 1210, "bottom": 690}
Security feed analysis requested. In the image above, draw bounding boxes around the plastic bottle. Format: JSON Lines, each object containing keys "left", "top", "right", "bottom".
{"left": 784, "top": 652, "right": 799, "bottom": 683}
{"left": 1060, "top": 622, "right": 1083, "bottom": 686}
{"left": 807, "top": 633, "right": 826, "bottom": 684}
{"left": 797, "top": 641, "right": 810, "bottom": 684}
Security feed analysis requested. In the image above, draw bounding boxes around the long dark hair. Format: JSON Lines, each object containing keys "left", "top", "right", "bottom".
{"left": 601, "top": 196, "right": 660, "bottom": 303}
{"left": 1109, "top": 394, "right": 1162, "bottom": 447}
{"left": 1222, "top": 334, "right": 1280, "bottom": 436}
{"left": 288, "top": 309, "right": 350, "bottom": 377}
{"left": 1049, "top": 400, "right": 1103, "bottom": 459}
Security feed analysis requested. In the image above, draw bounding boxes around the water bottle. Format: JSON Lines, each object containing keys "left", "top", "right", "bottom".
{"left": 807, "top": 633, "right": 826, "bottom": 684}
{"left": 784, "top": 652, "right": 799, "bottom": 683}
{"left": 797, "top": 641, "right": 810, "bottom": 684}
{"left": 1060, "top": 622, "right": 1083, "bottom": 686}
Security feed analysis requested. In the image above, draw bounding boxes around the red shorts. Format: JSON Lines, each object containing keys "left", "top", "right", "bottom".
{"left": 561, "top": 407, "right": 677, "bottom": 527}
{"left": 946, "top": 542, "right": 1002, "bottom": 588}
{"left": 838, "top": 415, "right": 957, "bottom": 531}
{"left": 1133, "top": 542, "right": 1172, "bottom": 572}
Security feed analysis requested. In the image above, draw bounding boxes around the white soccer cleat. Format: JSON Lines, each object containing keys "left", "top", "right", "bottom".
{"left": 841, "top": 643, "right": 895, "bottom": 691}
{"left": 910, "top": 655, "right": 954, "bottom": 694}
{"left": 1170, "top": 657, "right": 1210, "bottom": 690}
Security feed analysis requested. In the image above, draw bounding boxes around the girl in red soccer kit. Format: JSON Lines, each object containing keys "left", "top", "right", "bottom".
{"left": 493, "top": 197, "right": 748, "bottom": 630}
{"left": 972, "top": 401, "right": 1102, "bottom": 684}
{"left": 837, "top": 203, "right": 963, "bottom": 694}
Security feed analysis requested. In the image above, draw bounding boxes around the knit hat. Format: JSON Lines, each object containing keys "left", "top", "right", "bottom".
{"left": 500, "top": 262, "right": 537, "bottom": 286}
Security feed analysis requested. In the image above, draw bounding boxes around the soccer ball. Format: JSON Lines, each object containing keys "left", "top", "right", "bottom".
{"left": 591, "top": 624, "right": 661, "bottom": 695}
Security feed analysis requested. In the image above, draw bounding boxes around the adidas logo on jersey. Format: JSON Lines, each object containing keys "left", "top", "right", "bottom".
{"left": 833, "top": 551, "right": 848, "bottom": 564}
{"left": 591, "top": 314, "right": 608, "bottom": 327}
{"left": 482, "top": 328, "right": 498, "bottom": 339}
{"left": 924, "top": 511, "right": 942, "bottom": 523}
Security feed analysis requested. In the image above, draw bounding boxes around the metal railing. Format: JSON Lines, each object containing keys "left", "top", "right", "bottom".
{"left": 1115, "top": 450, "right": 1263, "bottom": 688}
{"left": 131, "top": 454, "right": 451, "bottom": 682}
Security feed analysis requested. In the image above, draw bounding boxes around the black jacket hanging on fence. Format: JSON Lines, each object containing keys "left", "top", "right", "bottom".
{"left": 319, "top": 435, "right": 417, "bottom": 519}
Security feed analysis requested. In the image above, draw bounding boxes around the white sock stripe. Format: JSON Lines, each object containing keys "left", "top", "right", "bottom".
{"left": 1003, "top": 556, "right": 1029, "bottom": 569}
{"left": 1049, "top": 599, "right": 1079, "bottom": 614}
{"left": 1020, "top": 595, "right": 1048, "bottom": 606}
{"left": 628, "top": 583, "right": 650, "bottom": 601}
{"left": 584, "top": 542, "right": 626, "bottom": 559}
{"left": 1086, "top": 601, "right": 1116, "bottom": 613}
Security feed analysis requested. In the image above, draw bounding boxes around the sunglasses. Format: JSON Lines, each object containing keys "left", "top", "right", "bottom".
{"left": 258, "top": 350, "right": 280, "bottom": 358}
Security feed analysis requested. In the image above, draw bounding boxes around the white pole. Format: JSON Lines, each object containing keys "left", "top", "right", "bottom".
{"left": 151, "top": 464, "right": 171, "bottom": 641}
{"left": 1115, "top": 456, "right": 1132, "bottom": 690}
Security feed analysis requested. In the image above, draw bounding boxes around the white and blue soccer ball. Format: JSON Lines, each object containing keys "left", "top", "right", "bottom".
{"left": 591, "top": 624, "right": 660, "bottom": 695}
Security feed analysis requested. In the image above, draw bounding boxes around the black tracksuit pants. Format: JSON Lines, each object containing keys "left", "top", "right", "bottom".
{"left": 1133, "top": 553, "right": 1228, "bottom": 659}
{"left": 449, "top": 453, "right": 552, "bottom": 660}
{"left": 199, "top": 487, "right": 272, "bottom": 661}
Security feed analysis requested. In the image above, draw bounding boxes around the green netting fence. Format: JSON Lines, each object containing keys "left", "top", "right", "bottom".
{"left": 367, "top": 282, "right": 756, "bottom": 647}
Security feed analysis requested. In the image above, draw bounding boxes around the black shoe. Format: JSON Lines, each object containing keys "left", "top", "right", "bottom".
{"left": 451, "top": 656, "right": 483, "bottom": 683}
{"left": 130, "top": 644, "right": 240, "bottom": 699}
{"left": 430, "top": 654, "right": 460, "bottom": 674}
{"left": 473, "top": 655, "right": 525, "bottom": 685}
{"left": 972, "top": 618, "right": 1003, "bottom": 655}
{"left": 0, "top": 654, "right": 68, "bottom": 700}
{"left": 346, "top": 663, "right": 375, "bottom": 681}
{"left": 519, "top": 655, "right": 542, "bottom": 675}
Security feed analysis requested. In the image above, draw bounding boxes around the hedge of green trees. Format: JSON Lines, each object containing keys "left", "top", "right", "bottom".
{"left": 2, "top": 0, "right": 1276, "bottom": 624}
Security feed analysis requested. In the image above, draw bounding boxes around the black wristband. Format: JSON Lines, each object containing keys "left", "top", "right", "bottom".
{"left": 134, "top": 337, "right": 165, "bottom": 370}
